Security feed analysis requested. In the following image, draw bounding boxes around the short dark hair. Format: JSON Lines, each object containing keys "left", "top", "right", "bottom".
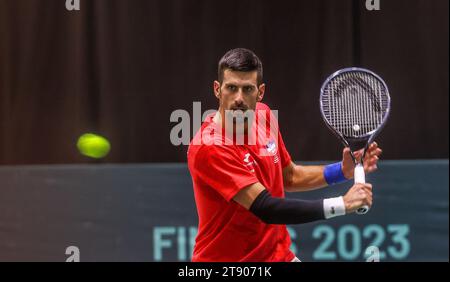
{"left": 218, "top": 48, "right": 263, "bottom": 85}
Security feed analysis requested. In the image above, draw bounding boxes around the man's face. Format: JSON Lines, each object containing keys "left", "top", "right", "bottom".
{"left": 214, "top": 69, "right": 265, "bottom": 134}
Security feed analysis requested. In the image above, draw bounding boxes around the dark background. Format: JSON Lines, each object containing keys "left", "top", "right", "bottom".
{"left": 0, "top": 0, "right": 448, "bottom": 164}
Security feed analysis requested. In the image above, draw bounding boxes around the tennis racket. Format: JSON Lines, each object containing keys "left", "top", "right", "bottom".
{"left": 320, "top": 67, "right": 391, "bottom": 214}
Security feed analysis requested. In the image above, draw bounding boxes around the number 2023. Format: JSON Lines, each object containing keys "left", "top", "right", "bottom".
{"left": 312, "top": 224, "right": 410, "bottom": 261}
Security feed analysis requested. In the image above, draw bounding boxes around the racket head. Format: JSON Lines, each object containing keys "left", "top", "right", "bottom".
{"left": 319, "top": 67, "right": 391, "bottom": 152}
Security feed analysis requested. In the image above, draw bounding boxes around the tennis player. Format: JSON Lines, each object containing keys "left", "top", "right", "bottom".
{"left": 187, "top": 48, "right": 382, "bottom": 262}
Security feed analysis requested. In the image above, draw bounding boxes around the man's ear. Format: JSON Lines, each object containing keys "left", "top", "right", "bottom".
{"left": 213, "top": 81, "right": 221, "bottom": 99}
{"left": 257, "top": 83, "right": 265, "bottom": 102}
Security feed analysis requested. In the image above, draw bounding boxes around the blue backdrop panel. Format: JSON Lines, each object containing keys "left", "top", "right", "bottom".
{"left": 0, "top": 160, "right": 448, "bottom": 261}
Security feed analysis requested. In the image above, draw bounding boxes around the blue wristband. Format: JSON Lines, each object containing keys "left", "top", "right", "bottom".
{"left": 324, "top": 162, "right": 348, "bottom": 185}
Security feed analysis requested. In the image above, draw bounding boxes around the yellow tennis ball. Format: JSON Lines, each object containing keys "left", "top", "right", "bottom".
{"left": 77, "top": 133, "right": 111, "bottom": 159}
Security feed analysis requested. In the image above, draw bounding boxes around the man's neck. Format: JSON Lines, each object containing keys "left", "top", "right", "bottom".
{"left": 212, "top": 109, "right": 255, "bottom": 141}
{"left": 212, "top": 110, "right": 222, "bottom": 126}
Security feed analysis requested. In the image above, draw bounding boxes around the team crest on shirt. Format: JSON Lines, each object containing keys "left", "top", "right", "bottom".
{"left": 266, "top": 140, "right": 277, "bottom": 154}
{"left": 265, "top": 139, "right": 279, "bottom": 164}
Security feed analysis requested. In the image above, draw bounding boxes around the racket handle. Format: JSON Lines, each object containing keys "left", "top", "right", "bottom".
{"left": 354, "top": 164, "right": 369, "bottom": 215}
{"left": 354, "top": 163, "right": 366, "bottom": 184}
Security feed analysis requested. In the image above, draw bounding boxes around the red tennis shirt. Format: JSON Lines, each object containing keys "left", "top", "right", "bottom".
{"left": 187, "top": 102, "right": 295, "bottom": 262}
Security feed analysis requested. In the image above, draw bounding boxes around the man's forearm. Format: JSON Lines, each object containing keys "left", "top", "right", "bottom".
{"left": 249, "top": 190, "right": 325, "bottom": 224}
{"left": 249, "top": 190, "right": 346, "bottom": 225}
{"left": 284, "top": 162, "right": 349, "bottom": 192}
{"left": 284, "top": 163, "right": 328, "bottom": 192}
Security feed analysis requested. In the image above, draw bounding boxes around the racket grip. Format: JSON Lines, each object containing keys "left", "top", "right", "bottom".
{"left": 354, "top": 163, "right": 365, "bottom": 184}
{"left": 354, "top": 164, "right": 369, "bottom": 215}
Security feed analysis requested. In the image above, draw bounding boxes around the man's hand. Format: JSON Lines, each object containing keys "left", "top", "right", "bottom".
{"left": 341, "top": 142, "right": 383, "bottom": 179}
{"left": 343, "top": 183, "right": 373, "bottom": 214}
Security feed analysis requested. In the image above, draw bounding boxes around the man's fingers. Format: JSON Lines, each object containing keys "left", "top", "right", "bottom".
{"left": 354, "top": 150, "right": 364, "bottom": 162}
{"left": 367, "top": 141, "right": 380, "bottom": 151}
{"left": 359, "top": 192, "right": 372, "bottom": 207}
{"left": 368, "top": 165, "right": 378, "bottom": 172}
{"left": 360, "top": 188, "right": 372, "bottom": 206}
{"left": 364, "top": 166, "right": 375, "bottom": 173}
{"left": 365, "top": 188, "right": 373, "bottom": 197}
{"left": 366, "top": 158, "right": 379, "bottom": 169}
{"left": 363, "top": 186, "right": 373, "bottom": 194}
{"left": 373, "top": 148, "right": 382, "bottom": 156}
{"left": 365, "top": 183, "right": 373, "bottom": 190}
{"left": 363, "top": 192, "right": 372, "bottom": 204}
{"left": 365, "top": 155, "right": 379, "bottom": 164}
{"left": 356, "top": 183, "right": 372, "bottom": 189}
{"left": 358, "top": 183, "right": 372, "bottom": 192}
{"left": 366, "top": 147, "right": 382, "bottom": 157}
{"left": 370, "top": 142, "right": 378, "bottom": 149}
{"left": 366, "top": 196, "right": 373, "bottom": 207}
{"left": 347, "top": 183, "right": 374, "bottom": 212}
{"left": 364, "top": 154, "right": 380, "bottom": 173}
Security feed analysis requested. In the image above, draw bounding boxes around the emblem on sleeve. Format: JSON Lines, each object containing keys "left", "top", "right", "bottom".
{"left": 243, "top": 153, "right": 257, "bottom": 172}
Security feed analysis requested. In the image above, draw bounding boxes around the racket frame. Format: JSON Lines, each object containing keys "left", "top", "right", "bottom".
{"left": 319, "top": 67, "right": 391, "bottom": 162}
{"left": 319, "top": 67, "right": 391, "bottom": 214}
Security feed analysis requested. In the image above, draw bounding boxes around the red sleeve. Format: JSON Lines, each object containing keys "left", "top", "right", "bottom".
{"left": 194, "top": 145, "right": 259, "bottom": 202}
{"left": 278, "top": 130, "right": 292, "bottom": 168}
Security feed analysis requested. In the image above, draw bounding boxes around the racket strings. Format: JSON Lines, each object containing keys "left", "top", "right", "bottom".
{"left": 322, "top": 72, "right": 389, "bottom": 138}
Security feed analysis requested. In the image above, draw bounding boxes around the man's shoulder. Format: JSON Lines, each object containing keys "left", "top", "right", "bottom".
{"left": 187, "top": 143, "right": 240, "bottom": 175}
{"left": 256, "top": 102, "right": 271, "bottom": 111}
{"left": 188, "top": 116, "right": 236, "bottom": 159}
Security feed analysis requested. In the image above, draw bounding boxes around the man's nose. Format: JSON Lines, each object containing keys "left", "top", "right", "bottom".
{"left": 234, "top": 89, "right": 244, "bottom": 105}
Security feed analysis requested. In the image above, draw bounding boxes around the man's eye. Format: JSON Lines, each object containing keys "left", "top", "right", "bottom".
{"left": 228, "top": 85, "right": 237, "bottom": 91}
{"left": 244, "top": 86, "right": 254, "bottom": 93}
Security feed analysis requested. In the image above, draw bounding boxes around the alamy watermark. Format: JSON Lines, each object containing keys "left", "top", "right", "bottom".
{"left": 66, "top": 0, "right": 80, "bottom": 11}
{"left": 170, "top": 102, "right": 280, "bottom": 155}
{"left": 365, "top": 246, "right": 380, "bottom": 262}
{"left": 65, "top": 246, "right": 80, "bottom": 262}
{"left": 365, "top": 0, "right": 380, "bottom": 11}
{"left": 64, "top": 1, "right": 379, "bottom": 12}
